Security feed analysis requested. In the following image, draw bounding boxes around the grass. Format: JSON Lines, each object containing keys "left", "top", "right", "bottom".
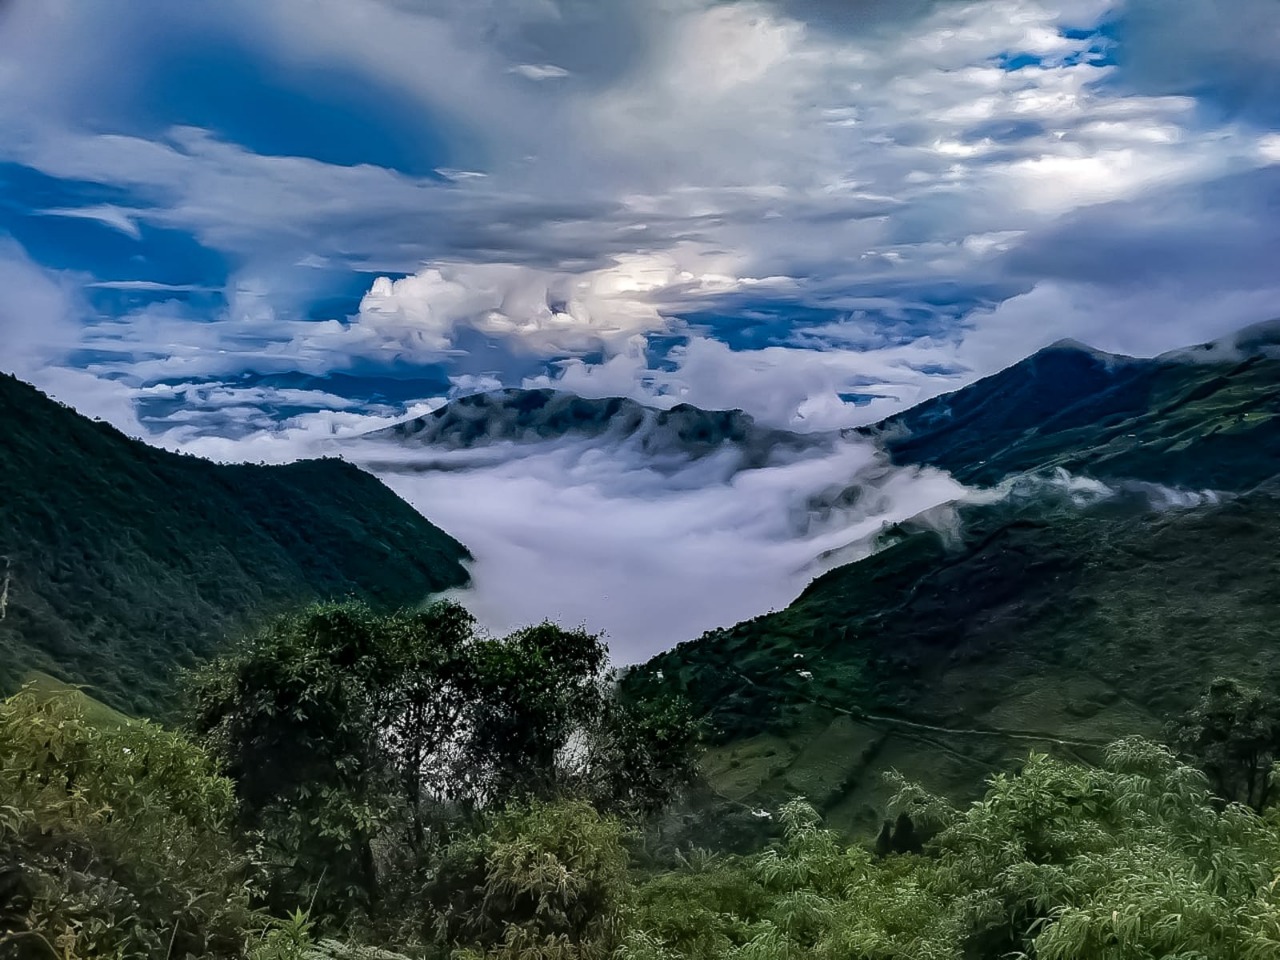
{"left": 21, "top": 670, "right": 133, "bottom": 728}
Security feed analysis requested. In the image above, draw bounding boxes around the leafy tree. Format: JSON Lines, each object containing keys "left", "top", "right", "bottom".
{"left": 1171, "top": 676, "right": 1280, "bottom": 811}
{"left": 465, "top": 623, "right": 610, "bottom": 803}
{"left": 187, "top": 602, "right": 699, "bottom": 927}
{"left": 187, "top": 602, "right": 480, "bottom": 920}
{"left": 902, "top": 738, "right": 1280, "bottom": 959}
{"left": 623, "top": 739, "right": 1280, "bottom": 960}
{"left": 621, "top": 800, "right": 956, "bottom": 960}
{"left": 577, "top": 677, "right": 702, "bottom": 820}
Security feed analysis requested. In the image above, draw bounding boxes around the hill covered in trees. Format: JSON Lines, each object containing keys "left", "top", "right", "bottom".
{"left": 870, "top": 321, "right": 1280, "bottom": 490}
{"left": 639, "top": 483, "right": 1280, "bottom": 833}
{"left": 638, "top": 323, "right": 1280, "bottom": 833}
{"left": 5, "top": 321, "right": 1280, "bottom": 959}
{"left": 5, "top": 608, "right": 1279, "bottom": 960}
{"left": 0, "top": 373, "right": 471, "bottom": 715}
{"left": 365, "top": 387, "right": 815, "bottom": 467}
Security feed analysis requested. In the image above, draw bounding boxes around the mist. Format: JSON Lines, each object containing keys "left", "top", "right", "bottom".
{"left": 343, "top": 432, "right": 969, "bottom": 662}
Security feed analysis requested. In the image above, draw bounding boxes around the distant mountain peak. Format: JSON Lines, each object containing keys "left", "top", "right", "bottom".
{"left": 1036, "top": 338, "right": 1138, "bottom": 366}
{"left": 1042, "top": 337, "right": 1098, "bottom": 352}
{"left": 356, "top": 386, "right": 820, "bottom": 471}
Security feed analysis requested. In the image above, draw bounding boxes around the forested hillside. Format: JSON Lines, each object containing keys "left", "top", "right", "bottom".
{"left": 872, "top": 331, "right": 1280, "bottom": 490}
{"left": 0, "top": 374, "right": 471, "bottom": 715}
{"left": 367, "top": 387, "right": 814, "bottom": 465}
{"left": 638, "top": 485, "right": 1280, "bottom": 833}
{"left": 640, "top": 325, "right": 1280, "bottom": 834}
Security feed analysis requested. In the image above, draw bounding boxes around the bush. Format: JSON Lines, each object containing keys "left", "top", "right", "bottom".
{"left": 0, "top": 687, "right": 254, "bottom": 958}
{"left": 426, "top": 800, "right": 631, "bottom": 960}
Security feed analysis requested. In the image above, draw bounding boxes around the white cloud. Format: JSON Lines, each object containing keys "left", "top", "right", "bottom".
{"left": 0, "top": 241, "right": 80, "bottom": 369}
{"left": 531, "top": 333, "right": 958, "bottom": 431}
{"left": 39, "top": 205, "right": 143, "bottom": 240}
{"left": 344, "top": 431, "right": 969, "bottom": 660}
{"left": 350, "top": 245, "right": 750, "bottom": 359}
{"left": 957, "top": 280, "right": 1280, "bottom": 372}
{"left": 510, "top": 63, "right": 570, "bottom": 80}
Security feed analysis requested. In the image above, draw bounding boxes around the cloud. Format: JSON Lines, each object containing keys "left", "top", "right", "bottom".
{"left": 509, "top": 64, "right": 570, "bottom": 81}
{"left": 3, "top": 0, "right": 1280, "bottom": 484}
{"left": 0, "top": 238, "right": 151, "bottom": 436}
{"left": 1108, "top": 0, "right": 1280, "bottom": 125}
{"left": 39, "top": 205, "right": 143, "bottom": 240}
{"left": 342, "top": 430, "right": 969, "bottom": 660}
{"left": 0, "top": 238, "right": 82, "bottom": 377}
{"left": 349, "top": 245, "right": 752, "bottom": 360}
{"left": 529, "top": 332, "right": 959, "bottom": 431}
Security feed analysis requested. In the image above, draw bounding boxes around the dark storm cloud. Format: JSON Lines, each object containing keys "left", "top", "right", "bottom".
{"left": 1107, "top": 0, "right": 1280, "bottom": 125}
{"left": 1001, "top": 166, "right": 1280, "bottom": 292}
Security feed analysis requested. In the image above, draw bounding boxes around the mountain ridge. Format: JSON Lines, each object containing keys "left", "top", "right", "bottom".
{"left": 870, "top": 332, "right": 1280, "bottom": 490}
{"left": 635, "top": 319, "right": 1280, "bottom": 835}
{"left": 362, "top": 386, "right": 822, "bottom": 467}
{"left": 0, "top": 372, "right": 472, "bottom": 715}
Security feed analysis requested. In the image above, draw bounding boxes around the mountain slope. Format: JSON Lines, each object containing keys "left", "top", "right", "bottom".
{"left": 0, "top": 373, "right": 471, "bottom": 715}
{"left": 638, "top": 322, "right": 1280, "bottom": 837}
{"left": 873, "top": 334, "right": 1280, "bottom": 490}
{"left": 639, "top": 487, "right": 1280, "bottom": 834}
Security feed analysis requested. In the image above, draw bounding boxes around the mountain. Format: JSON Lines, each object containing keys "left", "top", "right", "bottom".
{"left": 640, "top": 485, "right": 1280, "bottom": 835}
{"left": 0, "top": 373, "right": 471, "bottom": 715}
{"left": 871, "top": 329, "right": 1280, "bottom": 490}
{"left": 365, "top": 388, "right": 815, "bottom": 466}
{"left": 638, "top": 322, "right": 1280, "bottom": 837}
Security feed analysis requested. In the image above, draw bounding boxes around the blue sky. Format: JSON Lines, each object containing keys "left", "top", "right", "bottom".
{"left": 3, "top": 0, "right": 1280, "bottom": 451}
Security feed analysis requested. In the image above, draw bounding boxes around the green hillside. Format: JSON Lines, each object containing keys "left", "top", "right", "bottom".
{"left": 639, "top": 487, "right": 1280, "bottom": 834}
{"left": 0, "top": 373, "right": 471, "bottom": 715}
{"left": 639, "top": 325, "right": 1280, "bottom": 837}
{"left": 873, "top": 337, "right": 1280, "bottom": 490}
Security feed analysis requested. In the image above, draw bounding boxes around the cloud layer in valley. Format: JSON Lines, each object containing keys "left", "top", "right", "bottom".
{"left": 345, "top": 431, "right": 971, "bottom": 660}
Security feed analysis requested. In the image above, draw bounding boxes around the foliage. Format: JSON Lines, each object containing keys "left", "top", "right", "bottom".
{"left": 625, "top": 740, "right": 1280, "bottom": 960}
{"left": 574, "top": 680, "right": 702, "bottom": 820}
{"left": 0, "top": 687, "right": 254, "bottom": 958}
{"left": 187, "top": 602, "right": 479, "bottom": 921}
{"left": 909, "top": 737, "right": 1280, "bottom": 959}
{"left": 427, "top": 800, "right": 631, "bottom": 960}
{"left": 9, "top": 671, "right": 1280, "bottom": 960}
{"left": 1171, "top": 676, "right": 1280, "bottom": 811}
{"left": 0, "top": 372, "right": 471, "bottom": 716}
{"left": 465, "top": 623, "right": 610, "bottom": 803}
{"left": 187, "top": 602, "right": 699, "bottom": 927}
{"left": 622, "top": 800, "right": 956, "bottom": 960}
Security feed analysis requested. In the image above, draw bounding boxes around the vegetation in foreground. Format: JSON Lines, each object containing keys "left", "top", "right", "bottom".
{"left": 3, "top": 601, "right": 1280, "bottom": 959}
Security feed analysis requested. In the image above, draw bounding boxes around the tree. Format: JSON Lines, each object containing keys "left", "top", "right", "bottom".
{"left": 186, "top": 602, "right": 700, "bottom": 925}
{"left": 187, "top": 602, "right": 482, "bottom": 919}
{"left": 1171, "top": 676, "right": 1280, "bottom": 811}
{"left": 465, "top": 623, "right": 610, "bottom": 803}
{"left": 575, "top": 680, "right": 702, "bottom": 820}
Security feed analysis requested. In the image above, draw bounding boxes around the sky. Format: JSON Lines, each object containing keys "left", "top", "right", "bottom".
{"left": 2, "top": 0, "right": 1278, "bottom": 654}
